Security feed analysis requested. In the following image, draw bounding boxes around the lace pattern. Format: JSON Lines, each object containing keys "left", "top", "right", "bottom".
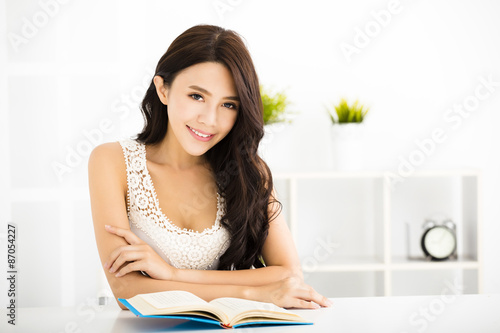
{"left": 119, "top": 138, "right": 230, "bottom": 270}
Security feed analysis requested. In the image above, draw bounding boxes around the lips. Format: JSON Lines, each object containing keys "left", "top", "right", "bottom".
{"left": 186, "top": 125, "right": 215, "bottom": 142}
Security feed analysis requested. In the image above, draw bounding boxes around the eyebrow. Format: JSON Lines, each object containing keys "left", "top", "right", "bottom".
{"left": 189, "top": 85, "right": 240, "bottom": 101}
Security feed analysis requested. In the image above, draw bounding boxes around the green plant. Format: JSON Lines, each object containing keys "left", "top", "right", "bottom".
{"left": 327, "top": 98, "right": 369, "bottom": 124}
{"left": 260, "top": 85, "right": 291, "bottom": 125}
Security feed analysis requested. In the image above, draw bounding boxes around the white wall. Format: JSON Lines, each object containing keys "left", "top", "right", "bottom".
{"left": 1, "top": 0, "right": 499, "bottom": 307}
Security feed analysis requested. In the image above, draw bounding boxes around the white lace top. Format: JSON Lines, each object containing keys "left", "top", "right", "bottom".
{"left": 119, "top": 138, "right": 231, "bottom": 270}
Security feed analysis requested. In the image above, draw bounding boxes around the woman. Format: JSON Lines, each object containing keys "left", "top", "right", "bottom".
{"left": 88, "top": 24, "right": 331, "bottom": 310}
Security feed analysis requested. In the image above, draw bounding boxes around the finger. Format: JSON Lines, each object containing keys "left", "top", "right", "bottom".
{"left": 107, "top": 245, "right": 142, "bottom": 273}
{"left": 115, "top": 261, "right": 145, "bottom": 278}
{"left": 104, "top": 244, "right": 130, "bottom": 270}
{"left": 105, "top": 225, "right": 142, "bottom": 245}
{"left": 293, "top": 286, "right": 332, "bottom": 308}
{"left": 109, "top": 248, "right": 146, "bottom": 274}
{"left": 287, "top": 299, "right": 321, "bottom": 310}
{"left": 304, "top": 290, "right": 332, "bottom": 308}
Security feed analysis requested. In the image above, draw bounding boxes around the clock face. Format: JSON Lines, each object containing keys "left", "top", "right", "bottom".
{"left": 422, "top": 226, "right": 456, "bottom": 260}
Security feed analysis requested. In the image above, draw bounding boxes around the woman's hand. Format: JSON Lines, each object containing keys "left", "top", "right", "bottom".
{"left": 103, "top": 225, "right": 177, "bottom": 280}
{"left": 248, "top": 276, "right": 332, "bottom": 309}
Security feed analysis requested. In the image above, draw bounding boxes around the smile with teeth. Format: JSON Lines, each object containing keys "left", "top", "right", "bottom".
{"left": 187, "top": 125, "right": 213, "bottom": 138}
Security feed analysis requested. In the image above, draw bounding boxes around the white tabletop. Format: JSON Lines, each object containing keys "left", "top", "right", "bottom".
{"left": 2, "top": 294, "right": 500, "bottom": 332}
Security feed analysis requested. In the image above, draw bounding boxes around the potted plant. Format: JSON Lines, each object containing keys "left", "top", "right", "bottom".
{"left": 259, "top": 85, "right": 293, "bottom": 153}
{"left": 327, "top": 98, "right": 369, "bottom": 124}
{"left": 326, "top": 98, "right": 370, "bottom": 170}
{"left": 261, "top": 85, "right": 291, "bottom": 125}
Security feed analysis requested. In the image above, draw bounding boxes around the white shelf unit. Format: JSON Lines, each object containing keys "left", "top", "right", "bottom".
{"left": 273, "top": 170, "right": 482, "bottom": 297}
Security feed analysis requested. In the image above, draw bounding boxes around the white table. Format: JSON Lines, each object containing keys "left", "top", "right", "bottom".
{"left": 2, "top": 294, "right": 500, "bottom": 332}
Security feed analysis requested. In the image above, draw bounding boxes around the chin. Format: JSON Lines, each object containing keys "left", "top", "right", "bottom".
{"left": 189, "top": 150, "right": 208, "bottom": 157}
{"left": 185, "top": 145, "right": 212, "bottom": 157}
{"left": 184, "top": 138, "right": 221, "bottom": 156}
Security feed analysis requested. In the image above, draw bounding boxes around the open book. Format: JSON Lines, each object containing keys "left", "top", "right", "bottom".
{"left": 118, "top": 290, "right": 313, "bottom": 329}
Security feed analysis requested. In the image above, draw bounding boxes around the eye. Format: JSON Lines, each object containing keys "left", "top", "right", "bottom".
{"left": 223, "top": 102, "right": 237, "bottom": 110}
{"left": 189, "top": 93, "right": 204, "bottom": 101}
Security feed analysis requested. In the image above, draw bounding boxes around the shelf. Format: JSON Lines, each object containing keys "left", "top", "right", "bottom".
{"left": 274, "top": 170, "right": 482, "bottom": 296}
{"left": 390, "top": 256, "right": 480, "bottom": 271}
{"left": 303, "top": 264, "right": 386, "bottom": 272}
{"left": 392, "top": 269, "right": 478, "bottom": 296}
{"left": 274, "top": 171, "right": 386, "bottom": 179}
{"left": 302, "top": 256, "right": 386, "bottom": 272}
{"left": 273, "top": 169, "right": 481, "bottom": 179}
{"left": 305, "top": 271, "right": 385, "bottom": 298}
{"left": 302, "top": 257, "right": 480, "bottom": 272}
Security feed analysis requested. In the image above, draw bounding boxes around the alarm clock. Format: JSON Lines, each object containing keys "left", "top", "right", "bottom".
{"left": 421, "top": 219, "right": 457, "bottom": 261}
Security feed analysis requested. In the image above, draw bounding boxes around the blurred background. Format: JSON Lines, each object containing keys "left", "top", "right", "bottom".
{"left": 0, "top": 0, "right": 499, "bottom": 308}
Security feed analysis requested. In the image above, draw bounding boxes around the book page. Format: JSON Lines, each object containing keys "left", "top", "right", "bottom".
{"left": 210, "top": 297, "right": 300, "bottom": 323}
{"left": 140, "top": 290, "right": 208, "bottom": 309}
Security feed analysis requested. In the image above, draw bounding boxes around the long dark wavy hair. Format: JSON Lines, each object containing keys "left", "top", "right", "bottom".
{"left": 135, "top": 25, "right": 280, "bottom": 270}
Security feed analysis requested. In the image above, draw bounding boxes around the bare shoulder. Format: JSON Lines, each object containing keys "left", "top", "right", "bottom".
{"left": 88, "top": 141, "right": 127, "bottom": 192}
{"left": 89, "top": 142, "right": 125, "bottom": 168}
{"left": 89, "top": 141, "right": 123, "bottom": 165}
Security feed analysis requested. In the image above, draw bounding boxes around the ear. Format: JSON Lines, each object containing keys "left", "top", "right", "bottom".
{"left": 153, "top": 75, "right": 169, "bottom": 105}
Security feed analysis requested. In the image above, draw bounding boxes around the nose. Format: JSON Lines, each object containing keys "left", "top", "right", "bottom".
{"left": 197, "top": 103, "right": 217, "bottom": 127}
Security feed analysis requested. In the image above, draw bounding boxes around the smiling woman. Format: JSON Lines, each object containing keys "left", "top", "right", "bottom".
{"left": 156, "top": 62, "right": 239, "bottom": 156}
{"left": 88, "top": 24, "right": 331, "bottom": 311}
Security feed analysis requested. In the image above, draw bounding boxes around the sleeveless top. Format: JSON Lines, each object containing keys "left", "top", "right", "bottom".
{"left": 119, "top": 138, "right": 231, "bottom": 270}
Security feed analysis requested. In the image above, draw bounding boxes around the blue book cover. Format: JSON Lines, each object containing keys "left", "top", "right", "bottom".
{"left": 118, "top": 296, "right": 313, "bottom": 329}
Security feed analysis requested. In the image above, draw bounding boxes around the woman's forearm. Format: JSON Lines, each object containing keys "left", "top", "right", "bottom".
{"left": 111, "top": 269, "right": 330, "bottom": 311}
{"left": 172, "top": 265, "right": 302, "bottom": 286}
{"left": 110, "top": 271, "right": 250, "bottom": 309}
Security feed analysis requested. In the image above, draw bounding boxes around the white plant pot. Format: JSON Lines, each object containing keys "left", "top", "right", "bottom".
{"left": 330, "top": 123, "right": 366, "bottom": 171}
{"left": 258, "top": 122, "right": 287, "bottom": 161}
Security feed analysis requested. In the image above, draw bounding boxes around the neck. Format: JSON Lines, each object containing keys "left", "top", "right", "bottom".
{"left": 148, "top": 128, "right": 206, "bottom": 170}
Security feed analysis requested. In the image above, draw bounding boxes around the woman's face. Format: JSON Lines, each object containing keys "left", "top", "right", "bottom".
{"left": 156, "top": 62, "right": 239, "bottom": 157}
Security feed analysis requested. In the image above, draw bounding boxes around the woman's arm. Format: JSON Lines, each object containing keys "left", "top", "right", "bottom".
{"left": 171, "top": 196, "right": 302, "bottom": 285}
{"left": 101, "top": 223, "right": 329, "bottom": 309}
{"left": 105, "top": 186, "right": 302, "bottom": 286}
{"left": 88, "top": 143, "right": 248, "bottom": 308}
{"left": 90, "top": 143, "right": 329, "bottom": 309}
